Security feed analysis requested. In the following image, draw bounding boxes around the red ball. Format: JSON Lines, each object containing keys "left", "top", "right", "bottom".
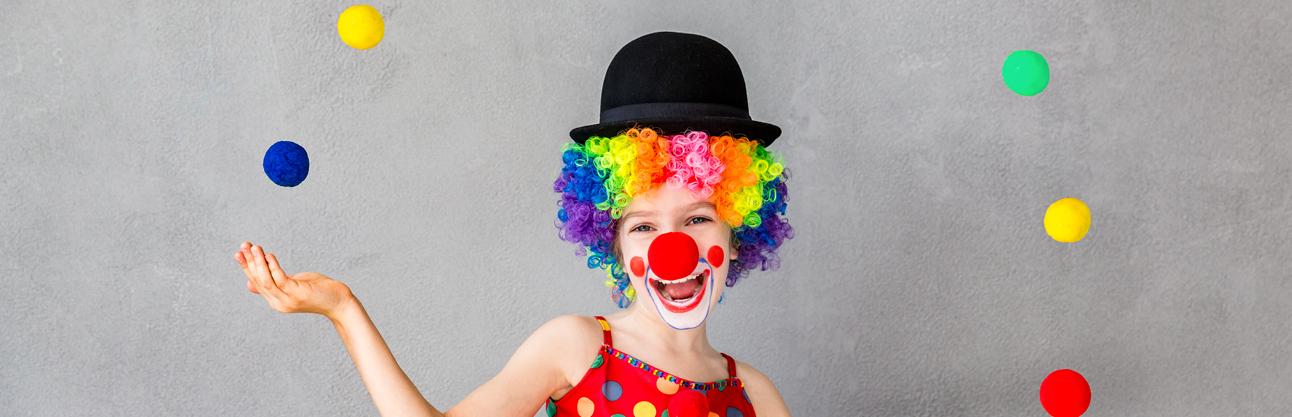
{"left": 1039, "top": 369, "right": 1091, "bottom": 417}
{"left": 668, "top": 389, "right": 710, "bottom": 417}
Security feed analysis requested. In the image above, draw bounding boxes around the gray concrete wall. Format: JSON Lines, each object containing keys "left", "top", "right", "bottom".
{"left": 4, "top": 0, "right": 1292, "bottom": 415}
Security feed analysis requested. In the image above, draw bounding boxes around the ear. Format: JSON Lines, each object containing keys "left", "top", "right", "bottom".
{"left": 727, "top": 229, "right": 740, "bottom": 261}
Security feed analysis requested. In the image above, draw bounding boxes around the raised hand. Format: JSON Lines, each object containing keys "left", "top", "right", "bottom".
{"left": 236, "top": 242, "right": 354, "bottom": 319}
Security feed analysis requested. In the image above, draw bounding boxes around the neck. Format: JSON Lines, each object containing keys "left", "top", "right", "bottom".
{"left": 611, "top": 300, "right": 713, "bottom": 356}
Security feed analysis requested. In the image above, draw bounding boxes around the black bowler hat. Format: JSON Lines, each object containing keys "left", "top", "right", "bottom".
{"left": 569, "top": 32, "right": 781, "bottom": 147}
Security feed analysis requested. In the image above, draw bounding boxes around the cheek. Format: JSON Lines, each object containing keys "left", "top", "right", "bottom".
{"left": 630, "top": 256, "right": 645, "bottom": 277}
{"left": 706, "top": 245, "right": 725, "bottom": 268}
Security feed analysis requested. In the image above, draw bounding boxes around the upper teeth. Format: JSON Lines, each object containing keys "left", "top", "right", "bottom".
{"left": 656, "top": 273, "right": 700, "bottom": 284}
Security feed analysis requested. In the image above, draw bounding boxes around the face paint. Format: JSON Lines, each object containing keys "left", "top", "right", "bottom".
{"left": 706, "top": 245, "right": 725, "bottom": 268}
{"left": 642, "top": 232, "right": 716, "bottom": 330}
{"left": 630, "top": 256, "right": 645, "bottom": 277}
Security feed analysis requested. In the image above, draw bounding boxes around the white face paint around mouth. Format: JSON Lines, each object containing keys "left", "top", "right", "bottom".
{"left": 644, "top": 260, "right": 716, "bottom": 330}
{"left": 653, "top": 270, "right": 710, "bottom": 303}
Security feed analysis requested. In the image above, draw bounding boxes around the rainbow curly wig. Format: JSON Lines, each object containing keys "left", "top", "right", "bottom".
{"left": 553, "top": 128, "right": 794, "bottom": 307}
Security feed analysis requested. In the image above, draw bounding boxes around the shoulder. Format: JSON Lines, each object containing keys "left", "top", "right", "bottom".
{"left": 735, "top": 359, "right": 792, "bottom": 417}
{"left": 445, "top": 315, "right": 604, "bottom": 416}
{"left": 530, "top": 314, "right": 602, "bottom": 346}
{"left": 530, "top": 314, "right": 603, "bottom": 349}
{"left": 525, "top": 315, "right": 604, "bottom": 376}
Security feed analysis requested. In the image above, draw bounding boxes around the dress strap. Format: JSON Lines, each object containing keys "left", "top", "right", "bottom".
{"left": 721, "top": 353, "right": 737, "bottom": 378}
{"left": 594, "top": 316, "right": 613, "bottom": 347}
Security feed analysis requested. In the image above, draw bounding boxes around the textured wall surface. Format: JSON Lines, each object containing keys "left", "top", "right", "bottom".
{"left": 4, "top": 0, "right": 1292, "bottom": 416}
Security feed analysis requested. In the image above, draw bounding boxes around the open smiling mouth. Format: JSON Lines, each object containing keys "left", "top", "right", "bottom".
{"left": 650, "top": 269, "right": 710, "bottom": 313}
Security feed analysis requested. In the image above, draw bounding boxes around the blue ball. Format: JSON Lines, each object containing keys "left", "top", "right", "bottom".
{"left": 263, "top": 141, "right": 309, "bottom": 187}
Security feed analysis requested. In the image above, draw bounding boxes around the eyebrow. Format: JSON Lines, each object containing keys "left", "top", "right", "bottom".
{"left": 621, "top": 201, "right": 717, "bottom": 222}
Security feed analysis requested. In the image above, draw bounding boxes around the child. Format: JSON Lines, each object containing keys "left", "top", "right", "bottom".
{"left": 236, "top": 32, "right": 794, "bottom": 417}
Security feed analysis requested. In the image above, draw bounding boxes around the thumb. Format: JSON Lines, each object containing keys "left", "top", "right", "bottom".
{"left": 266, "top": 253, "right": 295, "bottom": 291}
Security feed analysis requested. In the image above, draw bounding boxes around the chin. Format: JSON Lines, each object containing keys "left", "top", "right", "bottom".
{"left": 643, "top": 261, "right": 718, "bottom": 330}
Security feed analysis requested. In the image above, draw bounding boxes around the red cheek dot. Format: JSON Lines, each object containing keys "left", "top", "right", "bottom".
{"left": 630, "top": 256, "right": 645, "bottom": 277}
{"left": 707, "top": 246, "right": 725, "bottom": 268}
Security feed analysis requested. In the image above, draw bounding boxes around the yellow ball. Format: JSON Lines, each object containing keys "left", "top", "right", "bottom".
{"left": 337, "top": 5, "right": 384, "bottom": 50}
{"left": 1044, "top": 198, "right": 1091, "bottom": 242}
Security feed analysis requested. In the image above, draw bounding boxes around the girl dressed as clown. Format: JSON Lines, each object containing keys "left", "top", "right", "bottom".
{"left": 236, "top": 32, "right": 794, "bottom": 417}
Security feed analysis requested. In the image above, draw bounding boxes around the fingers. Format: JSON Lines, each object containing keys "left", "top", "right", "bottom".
{"left": 250, "top": 245, "right": 280, "bottom": 292}
{"left": 236, "top": 245, "right": 252, "bottom": 277}
{"left": 238, "top": 244, "right": 260, "bottom": 284}
{"left": 236, "top": 244, "right": 260, "bottom": 293}
{"left": 238, "top": 242, "right": 310, "bottom": 313}
{"left": 245, "top": 245, "right": 287, "bottom": 307}
{"left": 266, "top": 253, "right": 292, "bottom": 292}
{"left": 237, "top": 242, "right": 252, "bottom": 268}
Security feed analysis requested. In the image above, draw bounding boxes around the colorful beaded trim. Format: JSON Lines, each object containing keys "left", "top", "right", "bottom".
{"left": 603, "top": 345, "right": 743, "bottom": 392}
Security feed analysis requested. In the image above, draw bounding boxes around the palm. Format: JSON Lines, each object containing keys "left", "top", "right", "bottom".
{"left": 278, "top": 272, "right": 349, "bottom": 315}
{"left": 237, "top": 242, "right": 352, "bottom": 318}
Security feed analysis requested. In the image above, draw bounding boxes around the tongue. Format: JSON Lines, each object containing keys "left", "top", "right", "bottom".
{"left": 665, "top": 277, "right": 700, "bottom": 300}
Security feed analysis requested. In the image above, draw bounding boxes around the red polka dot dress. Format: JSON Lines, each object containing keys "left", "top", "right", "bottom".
{"left": 545, "top": 316, "right": 756, "bottom": 417}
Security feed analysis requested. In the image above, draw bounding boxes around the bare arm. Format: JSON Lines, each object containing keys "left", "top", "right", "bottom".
{"left": 736, "top": 360, "right": 792, "bottom": 417}
{"left": 330, "top": 296, "right": 443, "bottom": 417}
{"left": 237, "top": 243, "right": 441, "bottom": 416}
{"left": 329, "top": 301, "right": 590, "bottom": 417}
{"left": 446, "top": 314, "right": 599, "bottom": 417}
{"left": 237, "top": 242, "right": 581, "bottom": 417}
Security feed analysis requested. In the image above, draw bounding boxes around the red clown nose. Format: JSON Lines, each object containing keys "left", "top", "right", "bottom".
{"left": 647, "top": 232, "right": 700, "bottom": 280}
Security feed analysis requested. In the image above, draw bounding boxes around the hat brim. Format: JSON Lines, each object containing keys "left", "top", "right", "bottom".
{"left": 569, "top": 117, "right": 781, "bottom": 147}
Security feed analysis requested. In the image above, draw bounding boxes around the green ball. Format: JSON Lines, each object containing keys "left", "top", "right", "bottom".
{"left": 1002, "top": 50, "right": 1050, "bottom": 96}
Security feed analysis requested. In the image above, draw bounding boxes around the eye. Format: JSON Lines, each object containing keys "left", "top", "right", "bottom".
{"left": 630, "top": 224, "right": 654, "bottom": 233}
{"left": 688, "top": 217, "right": 711, "bottom": 225}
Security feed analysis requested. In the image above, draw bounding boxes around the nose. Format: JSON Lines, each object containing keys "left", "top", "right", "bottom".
{"left": 647, "top": 232, "right": 700, "bottom": 280}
